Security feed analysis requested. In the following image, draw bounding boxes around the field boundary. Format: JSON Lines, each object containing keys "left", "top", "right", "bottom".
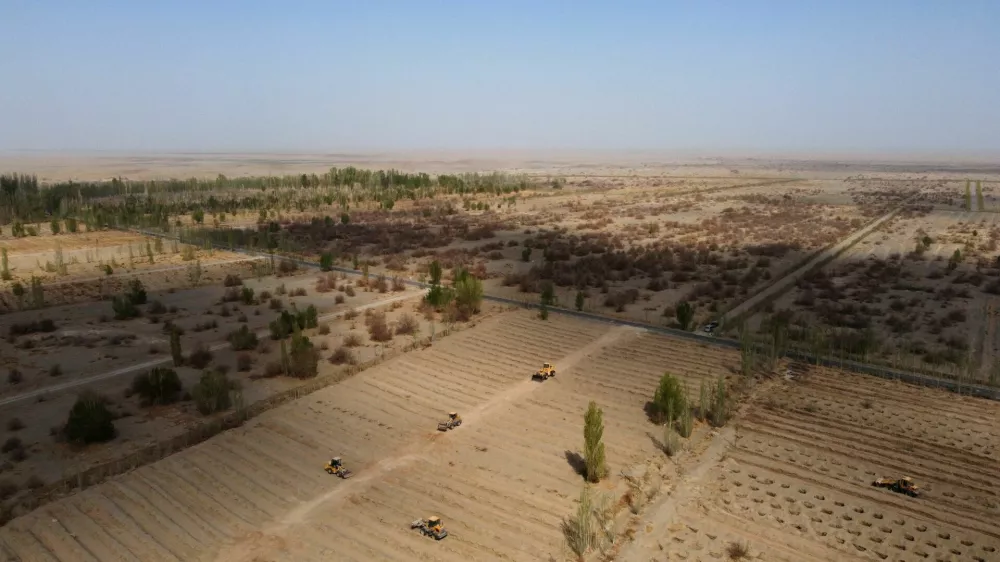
{"left": 3, "top": 306, "right": 506, "bottom": 522}
{"left": 129, "top": 227, "right": 1000, "bottom": 401}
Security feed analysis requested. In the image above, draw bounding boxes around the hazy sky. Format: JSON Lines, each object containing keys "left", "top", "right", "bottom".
{"left": 2, "top": 0, "right": 998, "bottom": 153}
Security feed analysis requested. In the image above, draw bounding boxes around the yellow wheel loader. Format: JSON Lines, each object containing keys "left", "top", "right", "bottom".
{"left": 324, "top": 456, "right": 353, "bottom": 479}
{"left": 411, "top": 516, "right": 448, "bottom": 540}
{"left": 437, "top": 412, "right": 462, "bottom": 431}
{"left": 532, "top": 362, "right": 556, "bottom": 381}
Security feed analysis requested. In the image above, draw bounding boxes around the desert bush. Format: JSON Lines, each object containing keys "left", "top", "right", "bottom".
{"left": 343, "top": 333, "right": 362, "bottom": 347}
{"left": 236, "top": 353, "right": 253, "bottom": 372}
{"left": 131, "top": 367, "right": 183, "bottom": 406}
{"left": 8, "top": 318, "right": 57, "bottom": 337}
{"left": 0, "top": 480, "right": 17, "bottom": 500}
{"left": 125, "top": 278, "right": 147, "bottom": 305}
{"left": 318, "top": 323, "right": 330, "bottom": 335}
{"left": 112, "top": 295, "right": 140, "bottom": 320}
{"left": 192, "top": 370, "right": 234, "bottom": 415}
{"left": 345, "top": 285, "right": 356, "bottom": 297}
{"left": 227, "top": 325, "right": 259, "bottom": 351}
{"left": 277, "top": 259, "right": 298, "bottom": 275}
{"left": 6, "top": 418, "right": 23, "bottom": 432}
{"left": 49, "top": 364, "right": 63, "bottom": 377}
{"left": 344, "top": 308, "right": 359, "bottom": 320}
{"left": 64, "top": 392, "right": 117, "bottom": 444}
{"left": 583, "top": 401, "right": 607, "bottom": 483}
{"left": 562, "top": 486, "right": 595, "bottom": 560}
{"left": 223, "top": 274, "right": 243, "bottom": 287}
{"left": 187, "top": 344, "right": 214, "bottom": 369}
{"left": 287, "top": 333, "right": 320, "bottom": 379}
{"left": 392, "top": 275, "right": 406, "bottom": 292}
{"left": 334, "top": 294, "right": 345, "bottom": 304}
{"left": 676, "top": 300, "right": 695, "bottom": 330}
{"left": 1, "top": 438, "right": 21, "bottom": 454}
{"left": 726, "top": 541, "right": 750, "bottom": 560}
{"left": 328, "top": 346, "right": 356, "bottom": 365}
{"left": 221, "top": 287, "right": 242, "bottom": 302}
{"left": 395, "top": 313, "right": 419, "bottom": 335}
{"left": 662, "top": 427, "right": 682, "bottom": 457}
{"left": 269, "top": 297, "right": 283, "bottom": 310}
{"left": 707, "top": 375, "right": 730, "bottom": 427}
{"left": 218, "top": 305, "right": 232, "bottom": 317}
{"left": 5, "top": 369, "right": 22, "bottom": 385}
{"left": 148, "top": 300, "right": 167, "bottom": 314}
{"left": 367, "top": 312, "right": 393, "bottom": 342}
{"left": 291, "top": 287, "right": 307, "bottom": 297}
{"left": 374, "top": 274, "right": 389, "bottom": 293}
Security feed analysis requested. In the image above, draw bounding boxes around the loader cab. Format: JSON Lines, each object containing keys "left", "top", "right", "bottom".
{"left": 542, "top": 363, "right": 552, "bottom": 370}
{"left": 331, "top": 457, "right": 342, "bottom": 468}
{"left": 448, "top": 412, "right": 458, "bottom": 420}
{"left": 428, "top": 516, "right": 442, "bottom": 529}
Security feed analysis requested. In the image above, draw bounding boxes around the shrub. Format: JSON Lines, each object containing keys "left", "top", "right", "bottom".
{"left": 125, "top": 278, "right": 147, "bottom": 305}
{"left": 329, "top": 346, "right": 356, "bottom": 365}
{"left": 651, "top": 373, "right": 686, "bottom": 425}
{"left": 0, "top": 480, "right": 16, "bottom": 500}
{"left": 453, "top": 270, "right": 484, "bottom": 320}
{"left": 236, "top": 353, "right": 253, "bottom": 372}
{"left": 288, "top": 333, "right": 320, "bottom": 379}
{"left": 148, "top": 300, "right": 167, "bottom": 314}
{"left": 335, "top": 294, "right": 345, "bottom": 304}
{"left": 187, "top": 344, "right": 214, "bottom": 369}
{"left": 318, "top": 323, "right": 331, "bottom": 335}
{"left": 25, "top": 475, "right": 43, "bottom": 489}
{"left": 726, "top": 541, "right": 750, "bottom": 560}
{"left": 367, "top": 312, "right": 393, "bottom": 342}
{"left": 662, "top": 427, "right": 682, "bottom": 457}
{"left": 583, "top": 401, "right": 607, "bottom": 483}
{"left": 112, "top": 295, "right": 140, "bottom": 320}
{"left": 676, "top": 300, "right": 695, "bottom": 330}
{"left": 561, "top": 487, "right": 595, "bottom": 559}
{"left": 291, "top": 287, "right": 307, "bottom": 297}
{"left": 8, "top": 318, "right": 57, "bottom": 337}
{"left": 48, "top": 364, "right": 63, "bottom": 377}
{"left": 6, "top": 418, "right": 23, "bottom": 431}
{"left": 343, "top": 333, "right": 362, "bottom": 347}
{"left": 240, "top": 287, "right": 255, "bottom": 305}
{"left": 269, "top": 298, "right": 283, "bottom": 310}
{"left": 64, "top": 392, "right": 117, "bottom": 444}
{"left": 344, "top": 308, "right": 359, "bottom": 320}
{"left": 131, "top": 367, "right": 183, "bottom": 406}
{"left": 395, "top": 313, "right": 419, "bottom": 335}
{"left": 392, "top": 276, "right": 406, "bottom": 292}
{"left": 223, "top": 274, "right": 243, "bottom": 287}
{"left": 227, "top": 325, "right": 259, "bottom": 351}
{"left": 192, "top": 370, "right": 234, "bottom": 415}
{"left": 374, "top": 274, "right": 388, "bottom": 293}
{"left": 345, "top": 285, "right": 356, "bottom": 297}
{"left": 1, "top": 438, "right": 21, "bottom": 454}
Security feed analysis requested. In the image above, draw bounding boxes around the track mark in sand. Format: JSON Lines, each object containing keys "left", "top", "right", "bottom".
{"left": 212, "top": 324, "right": 642, "bottom": 562}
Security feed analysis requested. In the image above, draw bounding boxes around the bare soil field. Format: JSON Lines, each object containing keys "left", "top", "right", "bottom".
{"left": 0, "top": 309, "right": 995, "bottom": 562}
{"left": 623, "top": 363, "right": 1000, "bottom": 562}
{"left": 0, "top": 310, "right": 740, "bottom": 561}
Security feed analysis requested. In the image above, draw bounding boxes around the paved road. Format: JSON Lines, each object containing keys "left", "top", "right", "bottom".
{"left": 720, "top": 206, "right": 904, "bottom": 325}
{"left": 0, "top": 291, "right": 419, "bottom": 408}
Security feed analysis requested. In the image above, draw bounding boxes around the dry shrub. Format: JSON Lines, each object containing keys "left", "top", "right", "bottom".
{"left": 335, "top": 294, "right": 345, "bottom": 304}
{"left": 290, "top": 287, "right": 307, "bottom": 297}
{"left": 392, "top": 275, "right": 406, "bottom": 292}
{"left": 328, "top": 346, "right": 356, "bottom": 365}
{"left": 726, "top": 541, "right": 750, "bottom": 560}
{"left": 345, "top": 285, "right": 356, "bottom": 297}
{"left": 366, "top": 312, "right": 393, "bottom": 342}
{"left": 374, "top": 274, "right": 388, "bottom": 293}
{"left": 187, "top": 344, "right": 213, "bottom": 369}
{"left": 395, "top": 313, "right": 419, "bottom": 335}
{"left": 343, "top": 333, "right": 362, "bottom": 347}
{"left": 315, "top": 276, "right": 333, "bottom": 293}
{"left": 236, "top": 353, "right": 253, "bottom": 372}
{"left": 344, "top": 308, "right": 359, "bottom": 320}
{"left": 318, "top": 323, "right": 330, "bottom": 335}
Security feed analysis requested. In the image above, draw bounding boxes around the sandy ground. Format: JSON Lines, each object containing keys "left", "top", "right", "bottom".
{"left": 0, "top": 311, "right": 995, "bottom": 561}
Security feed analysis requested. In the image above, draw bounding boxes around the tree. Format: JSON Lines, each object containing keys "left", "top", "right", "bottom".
{"left": 227, "top": 325, "right": 259, "bottom": 351}
{"left": 192, "top": 369, "right": 234, "bottom": 415}
{"left": 288, "top": 330, "right": 319, "bottom": 379}
{"left": 0, "top": 248, "right": 10, "bottom": 280}
{"left": 652, "top": 373, "right": 686, "bottom": 425}
{"left": 522, "top": 247, "right": 532, "bottom": 262}
{"left": 965, "top": 180, "right": 972, "bottom": 211}
{"left": 112, "top": 295, "right": 140, "bottom": 320}
{"left": 50, "top": 219, "right": 60, "bottom": 235}
{"left": 948, "top": 249, "right": 962, "bottom": 271}
{"left": 340, "top": 212, "right": 350, "bottom": 224}
{"left": 676, "top": 300, "right": 694, "bottom": 331}
{"left": 453, "top": 270, "right": 483, "bottom": 320}
{"left": 429, "top": 260, "right": 442, "bottom": 285}
{"left": 64, "top": 392, "right": 117, "bottom": 444}
{"left": 562, "top": 486, "right": 595, "bottom": 560}
{"left": 707, "top": 375, "right": 730, "bottom": 427}
{"left": 29, "top": 276, "right": 44, "bottom": 308}
{"left": 131, "top": 367, "right": 183, "bottom": 406}
{"left": 583, "top": 401, "right": 607, "bottom": 483}
{"left": 319, "top": 252, "right": 333, "bottom": 271}
{"left": 146, "top": 240, "right": 155, "bottom": 264}
{"left": 192, "top": 209, "right": 205, "bottom": 224}
{"left": 11, "top": 282, "right": 24, "bottom": 309}
{"left": 575, "top": 291, "right": 585, "bottom": 312}
{"left": 126, "top": 278, "right": 147, "bottom": 304}
{"left": 169, "top": 328, "right": 183, "bottom": 366}
{"left": 976, "top": 180, "right": 985, "bottom": 211}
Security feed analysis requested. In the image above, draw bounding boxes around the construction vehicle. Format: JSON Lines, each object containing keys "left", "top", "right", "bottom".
{"left": 323, "top": 456, "right": 353, "bottom": 479}
{"left": 532, "top": 362, "right": 556, "bottom": 381}
{"left": 872, "top": 476, "right": 920, "bottom": 497}
{"left": 411, "top": 516, "right": 448, "bottom": 540}
{"left": 437, "top": 412, "right": 462, "bottom": 431}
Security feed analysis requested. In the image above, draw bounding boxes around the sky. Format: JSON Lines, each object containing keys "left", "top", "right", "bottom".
{"left": 1, "top": 0, "right": 998, "bottom": 153}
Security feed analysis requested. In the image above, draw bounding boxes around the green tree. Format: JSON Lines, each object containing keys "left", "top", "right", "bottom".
{"left": 169, "top": 328, "right": 183, "bottom": 366}
{"left": 429, "top": 260, "right": 442, "bottom": 285}
{"left": 575, "top": 291, "right": 585, "bottom": 312}
{"left": 522, "top": 247, "right": 532, "bottom": 262}
{"left": 965, "top": 179, "right": 972, "bottom": 210}
{"left": 562, "top": 486, "right": 596, "bottom": 560}
{"left": 454, "top": 270, "right": 484, "bottom": 319}
{"left": 65, "top": 217, "right": 78, "bottom": 233}
{"left": 192, "top": 369, "right": 234, "bottom": 415}
{"left": 319, "top": 252, "right": 334, "bottom": 271}
{"left": 131, "top": 367, "right": 183, "bottom": 406}
{"left": 976, "top": 180, "right": 985, "bottom": 211}
{"left": 29, "top": 276, "right": 44, "bottom": 308}
{"left": 50, "top": 219, "right": 60, "bottom": 235}
{"left": 583, "top": 401, "right": 607, "bottom": 483}
{"left": 652, "top": 373, "right": 686, "bottom": 425}
{"left": 1, "top": 248, "right": 10, "bottom": 281}
{"left": 192, "top": 209, "right": 205, "bottom": 224}
{"left": 146, "top": 240, "right": 155, "bottom": 264}
{"left": 64, "top": 392, "right": 117, "bottom": 444}
{"left": 341, "top": 212, "right": 350, "bottom": 224}
{"left": 676, "top": 301, "right": 694, "bottom": 331}
{"left": 11, "top": 282, "right": 25, "bottom": 309}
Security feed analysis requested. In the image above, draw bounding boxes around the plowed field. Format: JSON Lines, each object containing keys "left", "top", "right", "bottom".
{"left": 0, "top": 310, "right": 739, "bottom": 561}
{"left": 623, "top": 363, "right": 1000, "bottom": 562}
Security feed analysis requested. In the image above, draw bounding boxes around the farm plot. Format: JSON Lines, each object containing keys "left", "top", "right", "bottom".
{"left": 208, "top": 324, "right": 740, "bottom": 562}
{"left": 635, "top": 364, "right": 1000, "bottom": 562}
{"left": 0, "top": 310, "right": 653, "bottom": 561}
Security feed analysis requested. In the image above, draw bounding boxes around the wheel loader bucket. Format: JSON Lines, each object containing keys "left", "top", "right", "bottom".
{"left": 411, "top": 519, "right": 424, "bottom": 529}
